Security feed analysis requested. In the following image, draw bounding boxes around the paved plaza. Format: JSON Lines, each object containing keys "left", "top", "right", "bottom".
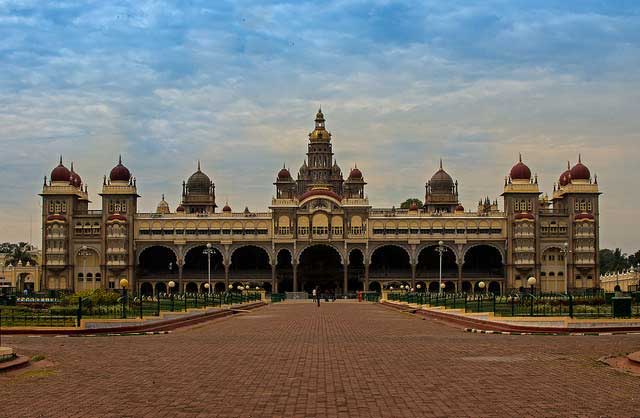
{"left": 2, "top": 302, "right": 639, "bottom": 417}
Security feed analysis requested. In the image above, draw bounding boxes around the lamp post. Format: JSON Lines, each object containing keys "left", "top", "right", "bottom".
{"left": 203, "top": 243, "right": 215, "bottom": 295}
{"left": 478, "top": 281, "right": 486, "bottom": 295}
{"left": 436, "top": 240, "right": 447, "bottom": 294}
{"left": 527, "top": 276, "right": 536, "bottom": 295}
{"left": 440, "top": 282, "right": 446, "bottom": 294}
{"left": 79, "top": 245, "right": 89, "bottom": 292}
{"left": 204, "top": 283, "right": 210, "bottom": 305}
{"left": 560, "top": 242, "right": 569, "bottom": 294}
{"left": 119, "top": 278, "right": 129, "bottom": 319}
{"left": 168, "top": 280, "right": 176, "bottom": 311}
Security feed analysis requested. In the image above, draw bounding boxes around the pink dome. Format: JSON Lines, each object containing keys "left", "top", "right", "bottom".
{"left": 50, "top": 157, "right": 71, "bottom": 182}
{"left": 109, "top": 156, "right": 131, "bottom": 182}
{"left": 510, "top": 155, "right": 531, "bottom": 180}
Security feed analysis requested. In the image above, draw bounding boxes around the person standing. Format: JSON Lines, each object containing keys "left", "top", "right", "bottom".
{"left": 314, "top": 286, "right": 320, "bottom": 307}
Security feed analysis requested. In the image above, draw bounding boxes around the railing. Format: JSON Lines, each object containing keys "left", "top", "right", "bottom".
{"left": 387, "top": 290, "right": 640, "bottom": 318}
{"left": 0, "top": 291, "right": 262, "bottom": 327}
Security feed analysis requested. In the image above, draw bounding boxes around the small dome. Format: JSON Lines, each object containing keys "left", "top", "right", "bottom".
{"left": 455, "top": 204, "right": 465, "bottom": 212}
{"left": 277, "top": 166, "right": 292, "bottom": 180}
{"left": 110, "top": 156, "right": 131, "bottom": 182}
{"left": 186, "top": 161, "right": 212, "bottom": 194}
{"left": 429, "top": 161, "right": 454, "bottom": 193}
{"left": 559, "top": 162, "right": 571, "bottom": 187}
{"left": 409, "top": 202, "right": 419, "bottom": 211}
{"left": 349, "top": 166, "right": 363, "bottom": 179}
{"left": 222, "top": 203, "right": 232, "bottom": 212}
{"left": 570, "top": 156, "right": 590, "bottom": 181}
{"left": 50, "top": 157, "right": 71, "bottom": 182}
{"left": 510, "top": 155, "right": 531, "bottom": 181}
{"left": 70, "top": 162, "right": 82, "bottom": 187}
{"left": 176, "top": 205, "right": 185, "bottom": 212}
{"left": 156, "top": 195, "right": 170, "bottom": 214}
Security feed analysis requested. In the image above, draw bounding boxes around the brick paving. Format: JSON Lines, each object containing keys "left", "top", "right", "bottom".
{"left": 1, "top": 302, "right": 639, "bottom": 417}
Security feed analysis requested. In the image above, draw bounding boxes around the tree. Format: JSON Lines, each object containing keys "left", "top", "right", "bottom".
{"left": 599, "top": 248, "right": 630, "bottom": 274}
{"left": 400, "top": 198, "right": 423, "bottom": 209}
{"left": 1, "top": 242, "right": 37, "bottom": 266}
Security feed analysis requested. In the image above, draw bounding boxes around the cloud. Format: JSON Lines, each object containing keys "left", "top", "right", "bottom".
{"left": 0, "top": 0, "right": 639, "bottom": 251}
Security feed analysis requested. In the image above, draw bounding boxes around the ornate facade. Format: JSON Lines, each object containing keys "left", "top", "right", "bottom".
{"left": 39, "top": 110, "right": 601, "bottom": 295}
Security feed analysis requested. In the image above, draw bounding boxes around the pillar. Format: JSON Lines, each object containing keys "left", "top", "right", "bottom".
{"left": 364, "top": 263, "right": 370, "bottom": 291}
{"left": 457, "top": 262, "right": 463, "bottom": 292}
{"left": 224, "top": 263, "right": 230, "bottom": 288}
{"left": 343, "top": 263, "right": 348, "bottom": 294}
{"left": 271, "top": 264, "right": 277, "bottom": 294}
{"left": 411, "top": 263, "right": 416, "bottom": 288}
{"left": 178, "top": 264, "right": 183, "bottom": 292}
{"left": 292, "top": 262, "right": 298, "bottom": 292}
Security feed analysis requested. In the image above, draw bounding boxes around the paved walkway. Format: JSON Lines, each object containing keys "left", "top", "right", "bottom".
{"left": 1, "top": 303, "right": 639, "bottom": 417}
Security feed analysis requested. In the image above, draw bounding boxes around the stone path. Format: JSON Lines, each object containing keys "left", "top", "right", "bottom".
{"left": 1, "top": 302, "right": 639, "bottom": 417}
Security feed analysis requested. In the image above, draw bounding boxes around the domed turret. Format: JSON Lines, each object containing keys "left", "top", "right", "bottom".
{"left": 425, "top": 159, "right": 459, "bottom": 213}
{"left": 559, "top": 161, "right": 571, "bottom": 187}
{"left": 222, "top": 202, "right": 232, "bottom": 213}
{"left": 156, "top": 194, "right": 170, "bottom": 214}
{"left": 510, "top": 154, "right": 531, "bottom": 181}
{"left": 570, "top": 155, "right": 590, "bottom": 181}
{"left": 110, "top": 156, "right": 131, "bottom": 182}
{"left": 69, "top": 162, "right": 82, "bottom": 187}
{"left": 50, "top": 156, "right": 71, "bottom": 183}
{"left": 186, "top": 161, "right": 212, "bottom": 194}
{"left": 277, "top": 165, "right": 292, "bottom": 181}
{"left": 429, "top": 160, "right": 455, "bottom": 193}
{"left": 348, "top": 166, "right": 363, "bottom": 180}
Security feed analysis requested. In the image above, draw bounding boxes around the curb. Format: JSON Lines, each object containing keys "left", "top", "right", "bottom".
{"left": 0, "top": 355, "right": 30, "bottom": 372}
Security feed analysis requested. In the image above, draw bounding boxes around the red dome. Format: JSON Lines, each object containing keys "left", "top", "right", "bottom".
{"left": 349, "top": 167, "right": 363, "bottom": 179}
{"left": 575, "top": 212, "right": 594, "bottom": 221}
{"left": 176, "top": 205, "right": 185, "bottom": 212}
{"left": 510, "top": 155, "right": 531, "bottom": 180}
{"left": 559, "top": 167, "right": 571, "bottom": 187}
{"left": 455, "top": 204, "right": 465, "bottom": 212}
{"left": 110, "top": 156, "right": 131, "bottom": 182}
{"left": 570, "top": 158, "right": 590, "bottom": 181}
{"left": 222, "top": 204, "right": 232, "bottom": 212}
{"left": 277, "top": 167, "right": 291, "bottom": 180}
{"left": 409, "top": 202, "right": 419, "bottom": 211}
{"left": 299, "top": 188, "right": 342, "bottom": 202}
{"left": 514, "top": 212, "right": 535, "bottom": 220}
{"left": 50, "top": 158, "right": 71, "bottom": 182}
{"left": 70, "top": 163, "right": 82, "bottom": 188}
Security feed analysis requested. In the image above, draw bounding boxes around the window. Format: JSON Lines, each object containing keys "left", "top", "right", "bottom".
{"left": 95, "top": 273, "right": 102, "bottom": 282}
{"left": 77, "top": 273, "right": 84, "bottom": 281}
{"left": 86, "top": 273, "right": 93, "bottom": 281}
{"left": 108, "top": 281, "right": 115, "bottom": 289}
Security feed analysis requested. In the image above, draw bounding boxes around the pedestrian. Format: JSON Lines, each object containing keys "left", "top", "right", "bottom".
{"left": 314, "top": 286, "right": 320, "bottom": 307}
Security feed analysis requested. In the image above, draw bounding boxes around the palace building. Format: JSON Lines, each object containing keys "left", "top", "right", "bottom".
{"left": 39, "top": 110, "right": 601, "bottom": 295}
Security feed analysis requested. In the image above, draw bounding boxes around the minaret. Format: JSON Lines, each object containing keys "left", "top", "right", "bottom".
{"left": 305, "top": 108, "right": 335, "bottom": 189}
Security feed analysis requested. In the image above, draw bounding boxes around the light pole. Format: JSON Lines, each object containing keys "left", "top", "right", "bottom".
{"left": 436, "top": 240, "right": 447, "bottom": 294}
{"left": 119, "top": 278, "right": 129, "bottom": 319}
{"left": 478, "top": 281, "right": 486, "bottom": 295}
{"left": 203, "top": 243, "right": 215, "bottom": 295}
{"left": 527, "top": 276, "right": 536, "bottom": 295}
{"left": 561, "top": 242, "right": 569, "bottom": 294}
{"left": 79, "top": 245, "right": 89, "bottom": 292}
{"left": 439, "top": 282, "right": 446, "bottom": 294}
{"left": 168, "top": 280, "right": 176, "bottom": 311}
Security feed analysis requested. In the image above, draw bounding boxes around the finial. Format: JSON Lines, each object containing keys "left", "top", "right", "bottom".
{"left": 578, "top": 154, "right": 582, "bottom": 163}
{"left": 59, "top": 155, "right": 63, "bottom": 165}
{"left": 197, "top": 160, "right": 201, "bottom": 171}
{"left": 567, "top": 160, "right": 570, "bottom": 169}
{"left": 162, "top": 194, "right": 165, "bottom": 200}
{"left": 70, "top": 161, "right": 74, "bottom": 172}
{"left": 594, "top": 174, "right": 598, "bottom": 184}
{"left": 283, "top": 162, "right": 286, "bottom": 169}
{"left": 118, "top": 154, "right": 122, "bottom": 165}
{"left": 439, "top": 158, "right": 443, "bottom": 169}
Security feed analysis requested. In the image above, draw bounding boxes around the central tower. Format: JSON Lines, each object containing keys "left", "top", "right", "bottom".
{"left": 297, "top": 109, "right": 343, "bottom": 196}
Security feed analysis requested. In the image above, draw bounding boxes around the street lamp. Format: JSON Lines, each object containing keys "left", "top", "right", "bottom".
{"left": 560, "top": 242, "right": 569, "bottom": 293}
{"left": 119, "top": 278, "right": 129, "bottom": 319}
{"left": 79, "top": 245, "right": 89, "bottom": 292}
{"left": 436, "top": 240, "right": 448, "bottom": 294}
{"left": 203, "top": 243, "right": 215, "bottom": 295}
{"left": 439, "top": 282, "right": 446, "bottom": 293}
{"left": 168, "top": 280, "right": 176, "bottom": 311}
{"left": 478, "top": 281, "right": 486, "bottom": 295}
{"left": 204, "top": 282, "right": 210, "bottom": 292}
{"left": 416, "top": 284, "right": 422, "bottom": 292}
{"left": 527, "top": 276, "right": 536, "bottom": 295}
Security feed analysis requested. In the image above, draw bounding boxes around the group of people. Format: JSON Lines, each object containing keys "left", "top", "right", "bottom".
{"left": 311, "top": 286, "right": 336, "bottom": 306}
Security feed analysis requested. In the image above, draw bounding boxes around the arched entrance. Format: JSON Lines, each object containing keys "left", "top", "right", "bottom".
{"left": 368, "top": 281, "right": 382, "bottom": 292}
{"left": 416, "top": 245, "right": 457, "bottom": 280}
{"left": 462, "top": 245, "right": 504, "bottom": 278}
{"left": 276, "top": 249, "right": 293, "bottom": 292}
{"left": 369, "top": 245, "right": 411, "bottom": 281}
{"left": 185, "top": 282, "right": 198, "bottom": 293}
{"left": 183, "top": 245, "right": 224, "bottom": 286}
{"left": 298, "top": 245, "right": 343, "bottom": 293}
{"left": 138, "top": 246, "right": 178, "bottom": 284}
{"left": 230, "top": 246, "right": 271, "bottom": 284}
{"left": 348, "top": 249, "right": 365, "bottom": 291}
{"left": 155, "top": 282, "right": 167, "bottom": 295}
{"left": 140, "top": 282, "right": 153, "bottom": 296}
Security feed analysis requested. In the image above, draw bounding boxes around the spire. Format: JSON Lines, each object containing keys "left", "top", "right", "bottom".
{"left": 519, "top": 153, "right": 522, "bottom": 163}
{"left": 59, "top": 155, "right": 63, "bottom": 165}
{"left": 162, "top": 193, "right": 165, "bottom": 200}
{"left": 578, "top": 154, "right": 582, "bottom": 163}
{"left": 70, "top": 161, "right": 74, "bottom": 172}
{"left": 567, "top": 161, "right": 570, "bottom": 169}
{"left": 118, "top": 154, "right": 122, "bottom": 165}
{"left": 197, "top": 160, "right": 201, "bottom": 171}
{"left": 439, "top": 158, "right": 443, "bottom": 170}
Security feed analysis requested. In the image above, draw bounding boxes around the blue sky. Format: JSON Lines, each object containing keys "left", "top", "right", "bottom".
{"left": 1, "top": 0, "right": 639, "bottom": 251}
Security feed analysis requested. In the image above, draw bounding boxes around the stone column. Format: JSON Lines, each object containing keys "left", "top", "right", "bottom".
{"left": 271, "top": 264, "right": 277, "bottom": 294}
{"left": 293, "top": 262, "right": 298, "bottom": 292}
{"left": 343, "top": 263, "right": 348, "bottom": 294}
{"left": 411, "top": 263, "right": 416, "bottom": 288}
{"left": 457, "top": 262, "right": 463, "bottom": 292}
{"left": 178, "top": 263, "right": 183, "bottom": 293}
{"left": 224, "top": 263, "right": 230, "bottom": 288}
{"left": 364, "top": 263, "right": 370, "bottom": 291}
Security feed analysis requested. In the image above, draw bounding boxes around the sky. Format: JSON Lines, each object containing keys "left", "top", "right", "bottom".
{"left": 0, "top": 0, "right": 639, "bottom": 252}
